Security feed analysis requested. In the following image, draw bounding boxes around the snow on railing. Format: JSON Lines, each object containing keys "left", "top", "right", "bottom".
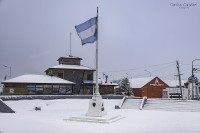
{"left": 139, "top": 97, "right": 147, "bottom": 110}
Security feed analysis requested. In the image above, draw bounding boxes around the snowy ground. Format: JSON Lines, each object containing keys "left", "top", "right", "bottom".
{"left": 0, "top": 99, "right": 200, "bottom": 133}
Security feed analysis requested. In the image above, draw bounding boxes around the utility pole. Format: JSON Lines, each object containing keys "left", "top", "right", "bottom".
{"left": 191, "top": 59, "right": 200, "bottom": 100}
{"left": 176, "top": 60, "right": 182, "bottom": 99}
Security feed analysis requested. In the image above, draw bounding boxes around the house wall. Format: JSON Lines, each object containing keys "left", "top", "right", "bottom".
{"left": 3, "top": 84, "right": 28, "bottom": 94}
{"left": 3, "top": 83, "right": 73, "bottom": 95}
{"left": 46, "top": 69, "right": 94, "bottom": 94}
{"left": 58, "top": 58, "right": 81, "bottom": 65}
{"left": 99, "top": 85, "right": 114, "bottom": 95}
{"left": 132, "top": 77, "right": 169, "bottom": 98}
{"left": 82, "top": 86, "right": 93, "bottom": 95}
{"left": 132, "top": 88, "right": 142, "bottom": 97}
{"left": 143, "top": 87, "right": 164, "bottom": 98}
{"left": 142, "top": 77, "right": 169, "bottom": 98}
{"left": 164, "top": 88, "right": 189, "bottom": 99}
{"left": 82, "top": 85, "right": 115, "bottom": 95}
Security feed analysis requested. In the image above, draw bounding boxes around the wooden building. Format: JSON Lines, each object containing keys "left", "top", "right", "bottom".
{"left": 1, "top": 55, "right": 117, "bottom": 95}
{"left": 1, "top": 74, "right": 75, "bottom": 95}
{"left": 129, "top": 77, "right": 169, "bottom": 98}
{"left": 82, "top": 79, "right": 118, "bottom": 95}
{"left": 45, "top": 55, "right": 95, "bottom": 94}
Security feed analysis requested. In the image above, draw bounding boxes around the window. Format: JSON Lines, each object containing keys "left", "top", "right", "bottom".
{"left": 36, "top": 85, "right": 43, "bottom": 88}
{"left": 34, "top": 85, "right": 44, "bottom": 94}
{"left": 59, "top": 88, "right": 66, "bottom": 94}
{"left": 58, "top": 73, "right": 64, "bottom": 78}
{"left": 43, "top": 84, "right": 52, "bottom": 94}
{"left": 66, "top": 85, "right": 72, "bottom": 94}
{"left": 52, "top": 85, "right": 59, "bottom": 94}
{"left": 87, "top": 74, "right": 93, "bottom": 80}
{"left": 27, "top": 85, "right": 36, "bottom": 94}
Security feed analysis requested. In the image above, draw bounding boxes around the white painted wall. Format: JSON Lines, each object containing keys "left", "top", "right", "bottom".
{"left": 164, "top": 88, "right": 188, "bottom": 99}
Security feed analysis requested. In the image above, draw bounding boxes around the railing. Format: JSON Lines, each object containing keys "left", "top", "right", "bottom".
{"left": 139, "top": 97, "right": 147, "bottom": 110}
{"left": 115, "top": 96, "right": 128, "bottom": 109}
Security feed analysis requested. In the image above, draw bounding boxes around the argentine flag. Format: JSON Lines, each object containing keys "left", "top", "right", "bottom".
{"left": 75, "top": 17, "right": 97, "bottom": 45}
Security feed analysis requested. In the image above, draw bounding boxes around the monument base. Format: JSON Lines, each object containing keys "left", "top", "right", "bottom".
{"left": 64, "top": 94, "right": 125, "bottom": 124}
{"left": 85, "top": 94, "right": 106, "bottom": 117}
{"left": 64, "top": 115, "right": 125, "bottom": 124}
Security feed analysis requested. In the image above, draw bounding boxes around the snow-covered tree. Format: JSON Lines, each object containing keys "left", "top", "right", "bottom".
{"left": 118, "top": 77, "right": 132, "bottom": 96}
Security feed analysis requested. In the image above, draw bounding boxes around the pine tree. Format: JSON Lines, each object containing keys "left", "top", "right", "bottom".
{"left": 119, "top": 77, "right": 132, "bottom": 96}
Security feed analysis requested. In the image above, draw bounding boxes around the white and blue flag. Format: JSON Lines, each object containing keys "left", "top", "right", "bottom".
{"left": 75, "top": 17, "right": 97, "bottom": 45}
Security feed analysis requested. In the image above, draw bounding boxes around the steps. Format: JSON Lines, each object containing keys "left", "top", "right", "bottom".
{"left": 143, "top": 99, "right": 200, "bottom": 112}
{"left": 0, "top": 99, "right": 15, "bottom": 113}
{"left": 121, "top": 98, "right": 200, "bottom": 112}
{"left": 121, "top": 99, "right": 142, "bottom": 109}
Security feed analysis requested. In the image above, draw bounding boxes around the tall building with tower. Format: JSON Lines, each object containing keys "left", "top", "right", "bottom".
{"left": 45, "top": 55, "right": 95, "bottom": 94}
{"left": 1, "top": 55, "right": 117, "bottom": 95}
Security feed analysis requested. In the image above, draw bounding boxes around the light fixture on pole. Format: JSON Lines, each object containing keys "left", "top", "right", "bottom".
{"left": 3, "top": 65, "right": 11, "bottom": 79}
{"left": 191, "top": 59, "right": 200, "bottom": 100}
{"left": 126, "top": 73, "right": 132, "bottom": 78}
{"left": 144, "top": 70, "right": 151, "bottom": 77}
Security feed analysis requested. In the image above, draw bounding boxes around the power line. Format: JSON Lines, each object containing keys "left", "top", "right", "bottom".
{"left": 134, "top": 63, "right": 175, "bottom": 78}
{"left": 101, "top": 61, "right": 175, "bottom": 73}
{"left": 180, "top": 62, "right": 200, "bottom": 67}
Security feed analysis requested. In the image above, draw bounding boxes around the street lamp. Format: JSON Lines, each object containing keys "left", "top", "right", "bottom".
{"left": 3, "top": 65, "right": 11, "bottom": 79}
{"left": 144, "top": 70, "right": 151, "bottom": 77}
{"left": 126, "top": 73, "right": 133, "bottom": 79}
{"left": 191, "top": 59, "right": 200, "bottom": 100}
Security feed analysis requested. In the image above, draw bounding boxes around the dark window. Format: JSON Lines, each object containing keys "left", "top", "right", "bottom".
{"left": 36, "top": 88, "right": 43, "bottom": 94}
{"left": 58, "top": 73, "right": 63, "bottom": 78}
{"left": 87, "top": 74, "right": 93, "bottom": 80}
{"left": 59, "top": 87, "right": 66, "bottom": 94}
{"left": 53, "top": 88, "right": 59, "bottom": 94}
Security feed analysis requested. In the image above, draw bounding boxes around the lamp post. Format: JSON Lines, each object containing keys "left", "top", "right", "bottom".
{"left": 3, "top": 65, "right": 11, "bottom": 79}
{"left": 144, "top": 70, "right": 151, "bottom": 77}
{"left": 191, "top": 59, "right": 200, "bottom": 100}
{"left": 126, "top": 73, "right": 132, "bottom": 79}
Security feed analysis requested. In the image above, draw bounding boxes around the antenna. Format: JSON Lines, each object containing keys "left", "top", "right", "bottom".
{"left": 70, "top": 32, "right": 72, "bottom": 56}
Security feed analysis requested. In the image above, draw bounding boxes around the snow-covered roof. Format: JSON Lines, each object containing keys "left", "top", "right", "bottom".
{"left": 129, "top": 77, "right": 156, "bottom": 88}
{"left": 98, "top": 78, "right": 118, "bottom": 86}
{"left": 57, "top": 55, "right": 82, "bottom": 61}
{"left": 83, "top": 79, "right": 118, "bottom": 86}
{"left": 47, "top": 64, "right": 95, "bottom": 71}
{"left": 164, "top": 80, "right": 187, "bottom": 87}
{"left": 1, "top": 74, "right": 75, "bottom": 85}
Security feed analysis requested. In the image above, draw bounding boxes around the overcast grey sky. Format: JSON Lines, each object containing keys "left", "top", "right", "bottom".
{"left": 0, "top": 0, "right": 200, "bottom": 82}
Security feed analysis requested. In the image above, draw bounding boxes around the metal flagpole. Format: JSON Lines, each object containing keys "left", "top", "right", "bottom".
{"left": 95, "top": 7, "right": 100, "bottom": 95}
{"left": 70, "top": 32, "right": 72, "bottom": 56}
{"left": 86, "top": 7, "right": 106, "bottom": 117}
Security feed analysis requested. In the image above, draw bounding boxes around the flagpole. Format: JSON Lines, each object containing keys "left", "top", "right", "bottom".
{"left": 70, "top": 32, "right": 72, "bottom": 56}
{"left": 85, "top": 7, "right": 106, "bottom": 117}
{"left": 95, "top": 7, "right": 100, "bottom": 95}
